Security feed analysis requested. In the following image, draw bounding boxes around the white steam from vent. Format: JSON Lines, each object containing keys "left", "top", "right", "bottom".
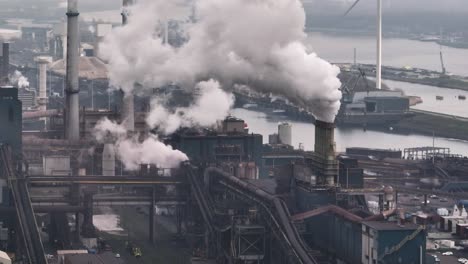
{"left": 10, "top": 71, "right": 30, "bottom": 89}
{"left": 146, "top": 79, "right": 234, "bottom": 135}
{"left": 94, "top": 118, "right": 188, "bottom": 170}
{"left": 100, "top": 0, "right": 342, "bottom": 123}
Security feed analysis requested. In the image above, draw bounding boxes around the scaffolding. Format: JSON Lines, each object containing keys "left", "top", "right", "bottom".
{"left": 403, "top": 147, "right": 450, "bottom": 160}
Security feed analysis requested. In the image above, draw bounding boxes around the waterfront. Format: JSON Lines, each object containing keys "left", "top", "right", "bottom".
{"left": 232, "top": 108, "right": 468, "bottom": 156}
{"left": 308, "top": 32, "right": 468, "bottom": 76}
{"left": 382, "top": 79, "right": 468, "bottom": 118}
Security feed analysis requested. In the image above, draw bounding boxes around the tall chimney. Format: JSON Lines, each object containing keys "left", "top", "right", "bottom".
{"left": 35, "top": 56, "right": 52, "bottom": 111}
{"left": 120, "top": 0, "right": 135, "bottom": 132}
{"left": 65, "top": 0, "right": 80, "bottom": 140}
{"left": 1, "top": 42, "right": 10, "bottom": 85}
{"left": 314, "top": 120, "right": 338, "bottom": 186}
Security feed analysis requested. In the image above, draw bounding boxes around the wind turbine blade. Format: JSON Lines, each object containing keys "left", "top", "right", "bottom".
{"left": 343, "top": 0, "right": 361, "bottom": 16}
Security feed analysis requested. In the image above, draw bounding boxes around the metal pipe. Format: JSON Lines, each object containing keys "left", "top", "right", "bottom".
{"left": 65, "top": 0, "right": 80, "bottom": 140}
{"left": 23, "top": 109, "right": 59, "bottom": 119}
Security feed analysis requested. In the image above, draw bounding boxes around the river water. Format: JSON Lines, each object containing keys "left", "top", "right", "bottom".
{"left": 232, "top": 108, "right": 468, "bottom": 156}
{"left": 308, "top": 32, "right": 468, "bottom": 117}
{"left": 307, "top": 32, "right": 468, "bottom": 76}
{"left": 381, "top": 79, "right": 468, "bottom": 117}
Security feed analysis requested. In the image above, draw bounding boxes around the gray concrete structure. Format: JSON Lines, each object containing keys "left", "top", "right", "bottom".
{"left": 35, "top": 57, "right": 52, "bottom": 111}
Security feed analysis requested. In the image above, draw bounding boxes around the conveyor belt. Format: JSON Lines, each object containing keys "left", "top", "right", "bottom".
{"left": 1, "top": 146, "right": 48, "bottom": 264}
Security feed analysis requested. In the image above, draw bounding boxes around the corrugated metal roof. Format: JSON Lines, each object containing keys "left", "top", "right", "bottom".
{"left": 50, "top": 57, "right": 108, "bottom": 80}
{"left": 362, "top": 221, "right": 420, "bottom": 231}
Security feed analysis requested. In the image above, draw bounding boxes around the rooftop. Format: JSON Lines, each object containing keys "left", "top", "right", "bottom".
{"left": 49, "top": 56, "right": 108, "bottom": 80}
{"left": 363, "top": 221, "right": 420, "bottom": 231}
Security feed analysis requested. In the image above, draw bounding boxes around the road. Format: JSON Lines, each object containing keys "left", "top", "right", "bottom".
{"left": 98, "top": 206, "right": 191, "bottom": 264}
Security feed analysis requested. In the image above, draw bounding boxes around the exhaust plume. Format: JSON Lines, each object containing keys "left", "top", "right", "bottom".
{"left": 94, "top": 118, "right": 188, "bottom": 170}
{"left": 100, "top": 0, "right": 342, "bottom": 122}
{"left": 146, "top": 79, "right": 234, "bottom": 135}
{"left": 10, "top": 70, "right": 30, "bottom": 89}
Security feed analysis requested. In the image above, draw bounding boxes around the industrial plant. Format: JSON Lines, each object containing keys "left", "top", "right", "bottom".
{"left": 0, "top": 0, "right": 467, "bottom": 264}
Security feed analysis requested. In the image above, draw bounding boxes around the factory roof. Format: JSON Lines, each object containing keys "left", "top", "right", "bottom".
{"left": 362, "top": 221, "right": 420, "bottom": 231}
{"left": 64, "top": 252, "right": 124, "bottom": 264}
{"left": 49, "top": 56, "right": 108, "bottom": 80}
{"left": 352, "top": 91, "right": 403, "bottom": 103}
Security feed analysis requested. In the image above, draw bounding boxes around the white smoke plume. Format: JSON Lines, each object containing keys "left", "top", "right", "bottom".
{"left": 94, "top": 118, "right": 188, "bottom": 170}
{"left": 100, "top": 0, "right": 342, "bottom": 122}
{"left": 10, "top": 71, "right": 30, "bottom": 89}
{"left": 146, "top": 79, "right": 234, "bottom": 135}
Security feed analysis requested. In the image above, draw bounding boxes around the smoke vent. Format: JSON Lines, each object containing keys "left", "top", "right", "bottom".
{"left": 65, "top": 0, "right": 80, "bottom": 140}
{"left": 1, "top": 42, "right": 9, "bottom": 85}
{"left": 120, "top": 0, "right": 135, "bottom": 132}
{"left": 311, "top": 120, "right": 338, "bottom": 186}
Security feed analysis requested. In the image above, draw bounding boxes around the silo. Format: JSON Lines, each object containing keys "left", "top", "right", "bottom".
{"left": 278, "top": 122, "right": 292, "bottom": 146}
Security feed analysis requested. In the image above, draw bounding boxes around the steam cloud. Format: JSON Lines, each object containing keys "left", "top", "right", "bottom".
{"left": 10, "top": 71, "right": 30, "bottom": 89}
{"left": 100, "top": 0, "right": 342, "bottom": 123}
{"left": 146, "top": 79, "right": 234, "bottom": 135}
{"left": 94, "top": 118, "right": 188, "bottom": 170}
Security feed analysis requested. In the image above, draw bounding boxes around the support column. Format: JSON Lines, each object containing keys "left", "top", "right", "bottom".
{"left": 149, "top": 186, "right": 156, "bottom": 244}
{"left": 75, "top": 212, "right": 81, "bottom": 241}
{"left": 82, "top": 192, "right": 95, "bottom": 237}
{"left": 176, "top": 205, "right": 182, "bottom": 234}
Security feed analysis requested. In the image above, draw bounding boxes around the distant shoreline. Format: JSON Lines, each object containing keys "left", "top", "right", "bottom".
{"left": 306, "top": 28, "right": 468, "bottom": 51}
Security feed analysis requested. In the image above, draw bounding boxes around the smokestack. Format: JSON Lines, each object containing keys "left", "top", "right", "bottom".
{"left": 35, "top": 57, "right": 52, "bottom": 111}
{"left": 1, "top": 42, "right": 10, "bottom": 85}
{"left": 314, "top": 120, "right": 338, "bottom": 186}
{"left": 120, "top": 0, "right": 135, "bottom": 132}
{"left": 65, "top": 0, "right": 80, "bottom": 140}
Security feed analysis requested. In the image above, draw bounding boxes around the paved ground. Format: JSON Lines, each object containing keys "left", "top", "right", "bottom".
{"left": 99, "top": 206, "right": 191, "bottom": 264}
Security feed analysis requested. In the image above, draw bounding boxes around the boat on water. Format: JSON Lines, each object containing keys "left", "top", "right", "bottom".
{"left": 459, "top": 95, "right": 466, "bottom": 100}
{"left": 436, "top": 95, "right": 444, "bottom": 100}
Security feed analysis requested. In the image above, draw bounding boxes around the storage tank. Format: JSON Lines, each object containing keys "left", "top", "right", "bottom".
{"left": 278, "top": 122, "right": 292, "bottom": 145}
{"left": 102, "top": 143, "right": 116, "bottom": 176}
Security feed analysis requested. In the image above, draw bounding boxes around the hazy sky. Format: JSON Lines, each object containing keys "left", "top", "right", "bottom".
{"left": 1, "top": 0, "right": 467, "bottom": 13}
{"left": 0, "top": 0, "right": 467, "bottom": 16}
{"left": 305, "top": 0, "right": 468, "bottom": 15}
